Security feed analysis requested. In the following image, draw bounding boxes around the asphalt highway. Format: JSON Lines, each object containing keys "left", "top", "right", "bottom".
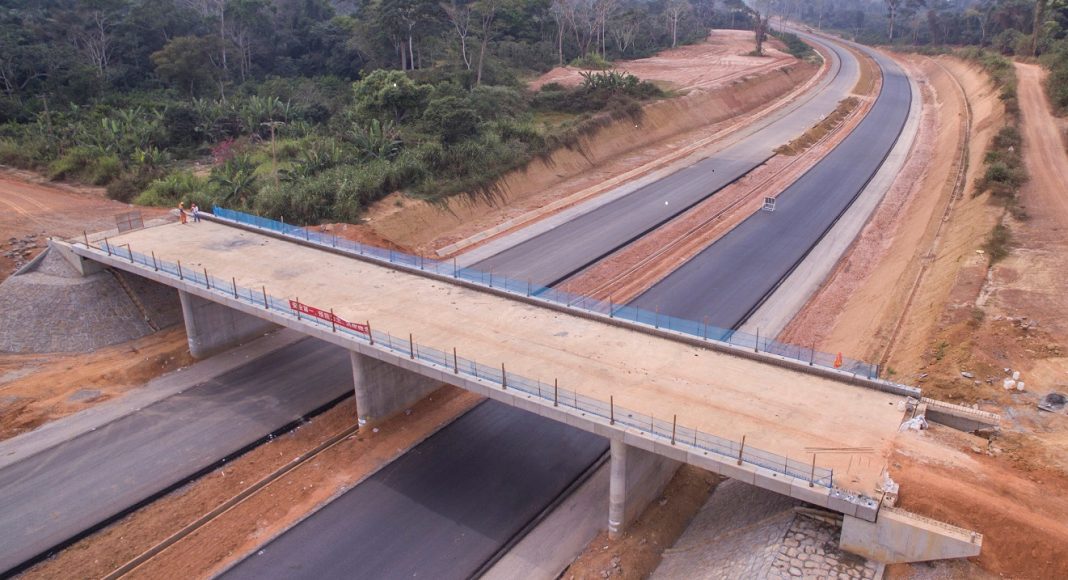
{"left": 472, "top": 32, "right": 859, "bottom": 287}
{"left": 222, "top": 401, "right": 609, "bottom": 580}
{"left": 631, "top": 47, "right": 912, "bottom": 328}
{"left": 0, "top": 338, "right": 353, "bottom": 575}
{"left": 217, "top": 34, "right": 898, "bottom": 578}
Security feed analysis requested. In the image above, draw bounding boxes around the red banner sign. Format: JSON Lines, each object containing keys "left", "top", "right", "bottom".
{"left": 289, "top": 300, "right": 368, "bottom": 334}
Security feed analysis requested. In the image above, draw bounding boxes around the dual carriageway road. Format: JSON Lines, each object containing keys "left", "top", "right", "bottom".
{"left": 2, "top": 30, "right": 916, "bottom": 578}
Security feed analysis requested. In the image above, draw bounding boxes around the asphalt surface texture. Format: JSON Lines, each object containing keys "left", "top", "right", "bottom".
{"left": 472, "top": 32, "right": 859, "bottom": 287}
{"left": 632, "top": 46, "right": 912, "bottom": 329}
{"left": 0, "top": 337, "right": 353, "bottom": 575}
{"left": 222, "top": 400, "right": 609, "bottom": 580}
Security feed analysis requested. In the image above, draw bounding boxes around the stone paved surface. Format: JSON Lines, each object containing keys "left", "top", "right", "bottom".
{"left": 767, "top": 515, "right": 879, "bottom": 579}
{"left": 0, "top": 249, "right": 179, "bottom": 353}
{"left": 653, "top": 480, "right": 880, "bottom": 580}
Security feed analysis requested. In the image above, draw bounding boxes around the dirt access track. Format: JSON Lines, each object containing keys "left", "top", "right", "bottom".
{"left": 0, "top": 168, "right": 167, "bottom": 280}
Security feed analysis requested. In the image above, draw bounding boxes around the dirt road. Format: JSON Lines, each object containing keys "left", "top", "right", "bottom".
{"left": 1016, "top": 63, "right": 1068, "bottom": 228}
{"left": 0, "top": 169, "right": 166, "bottom": 280}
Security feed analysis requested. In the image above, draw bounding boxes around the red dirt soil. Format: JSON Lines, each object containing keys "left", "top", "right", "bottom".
{"left": 531, "top": 30, "right": 793, "bottom": 92}
{"left": 0, "top": 168, "right": 168, "bottom": 281}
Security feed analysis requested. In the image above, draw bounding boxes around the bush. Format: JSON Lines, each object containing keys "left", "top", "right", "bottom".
{"left": 163, "top": 104, "right": 200, "bottom": 147}
{"left": 47, "top": 147, "right": 122, "bottom": 185}
{"left": 775, "top": 32, "right": 814, "bottom": 59}
{"left": 136, "top": 171, "right": 211, "bottom": 207}
{"left": 983, "top": 223, "right": 1013, "bottom": 263}
{"left": 107, "top": 167, "right": 162, "bottom": 202}
{"left": 570, "top": 53, "right": 612, "bottom": 70}
{"left": 0, "top": 139, "right": 36, "bottom": 168}
{"left": 422, "top": 96, "right": 481, "bottom": 143}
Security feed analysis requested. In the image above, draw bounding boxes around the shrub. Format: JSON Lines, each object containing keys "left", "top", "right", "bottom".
{"left": 775, "top": 31, "right": 814, "bottom": 59}
{"left": 107, "top": 167, "right": 162, "bottom": 202}
{"left": 0, "top": 139, "right": 35, "bottom": 168}
{"left": 570, "top": 53, "right": 612, "bottom": 70}
{"left": 47, "top": 147, "right": 122, "bottom": 185}
{"left": 422, "top": 96, "right": 481, "bottom": 143}
{"left": 983, "top": 223, "right": 1013, "bottom": 263}
{"left": 136, "top": 171, "right": 211, "bottom": 207}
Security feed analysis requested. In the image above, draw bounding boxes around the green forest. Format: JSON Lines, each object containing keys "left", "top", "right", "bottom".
{"left": 2, "top": 1, "right": 1066, "bottom": 226}
{"left": 0, "top": 0, "right": 759, "bottom": 223}
{"left": 778, "top": 0, "right": 1068, "bottom": 111}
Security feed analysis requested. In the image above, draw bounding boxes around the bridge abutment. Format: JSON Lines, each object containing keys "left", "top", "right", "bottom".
{"left": 350, "top": 351, "right": 442, "bottom": 426}
{"left": 178, "top": 290, "right": 279, "bottom": 359}
{"left": 608, "top": 438, "right": 681, "bottom": 539}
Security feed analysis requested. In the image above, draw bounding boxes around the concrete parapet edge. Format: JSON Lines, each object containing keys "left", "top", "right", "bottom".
{"left": 198, "top": 215, "right": 921, "bottom": 399}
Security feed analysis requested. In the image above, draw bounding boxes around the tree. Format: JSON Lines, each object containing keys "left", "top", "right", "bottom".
{"left": 473, "top": 0, "right": 500, "bottom": 84}
{"left": 226, "top": 0, "right": 271, "bottom": 82}
{"left": 352, "top": 69, "right": 428, "bottom": 123}
{"left": 152, "top": 35, "right": 220, "bottom": 95}
{"left": 886, "top": 0, "right": 927, "bottom": 42}
{"left": 666, "top": 0, "right": 690, "bottom": 49}
{"left": 71, "top": 0, "right": 125, "bottom": 79}
{"left": 442, "top": 0, "right": 473, "bottom": 69}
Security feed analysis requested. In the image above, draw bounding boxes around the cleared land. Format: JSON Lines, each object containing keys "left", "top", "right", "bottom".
{"left": 103, "top": 220, "right": 906, "bottom": 495}
{"left": 530, "top": 30, "right": 794, "bottom": 92}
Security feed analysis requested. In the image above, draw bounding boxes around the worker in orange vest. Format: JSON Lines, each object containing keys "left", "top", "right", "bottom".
{"left": 834, "top": 352, "right": 843, "bottom": 369}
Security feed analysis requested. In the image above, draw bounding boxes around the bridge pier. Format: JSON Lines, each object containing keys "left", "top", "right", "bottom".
{"left": 608, "top": 438, "right": 681, "bottom": 539}
{"left": 178, "top": 290, "right": 279, "bottom": 359}
{"left": 350, "top": 351, "right": 442, "bottom": 426}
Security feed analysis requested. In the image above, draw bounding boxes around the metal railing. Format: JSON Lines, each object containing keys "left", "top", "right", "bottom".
{"left": 211, "top": 207, "right": 879, "bottom": 379}
{"left": 85, "top": 236, "right": 837, "bottom": 489}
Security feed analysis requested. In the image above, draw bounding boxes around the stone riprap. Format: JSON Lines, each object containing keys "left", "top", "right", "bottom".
{"left": 0, "top": 249, "right": 180, "bottom": 353}
{"left": 653, "top": 480, "right": 880, "bottom": 580}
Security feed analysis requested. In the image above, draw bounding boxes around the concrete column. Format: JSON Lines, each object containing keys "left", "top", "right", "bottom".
{"left": 608, "top": 438, "right": 627, "bottom": 539}
{"left": 351, "top": 351, "right": 442, "bottom": 426}
{"left": 178, "top": 290, "right": 279, "bottom": 359}
{"left": 608, "top": 438, "right": 681, "bottom": 540}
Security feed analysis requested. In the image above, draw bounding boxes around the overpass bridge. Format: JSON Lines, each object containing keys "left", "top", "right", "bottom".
{"left": 54, "top": 209, "right": 981, "bottom": 564}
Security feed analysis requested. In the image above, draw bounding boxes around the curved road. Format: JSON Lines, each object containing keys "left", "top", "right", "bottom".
{"left": 473, "top": 32, "right": 860, "bottom": 287}
{"left": 631, "top": 45, "right": 913, "bottom": 328}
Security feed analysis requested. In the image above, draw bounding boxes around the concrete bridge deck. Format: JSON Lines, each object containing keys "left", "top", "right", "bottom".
{"left": 85, "top": 219, "right": 906, "bottom": 498}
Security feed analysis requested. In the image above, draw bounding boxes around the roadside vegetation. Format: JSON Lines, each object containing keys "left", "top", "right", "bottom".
{"left": 786, "top": 1, "right": 1067, "bottom": 111}
{"left": 0, "top": 0, "right": 763, "bottom": 225}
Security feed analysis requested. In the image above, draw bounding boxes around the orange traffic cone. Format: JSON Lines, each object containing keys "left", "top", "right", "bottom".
{"left": 834, "top": 352, "right": 843, "bottom": 369}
